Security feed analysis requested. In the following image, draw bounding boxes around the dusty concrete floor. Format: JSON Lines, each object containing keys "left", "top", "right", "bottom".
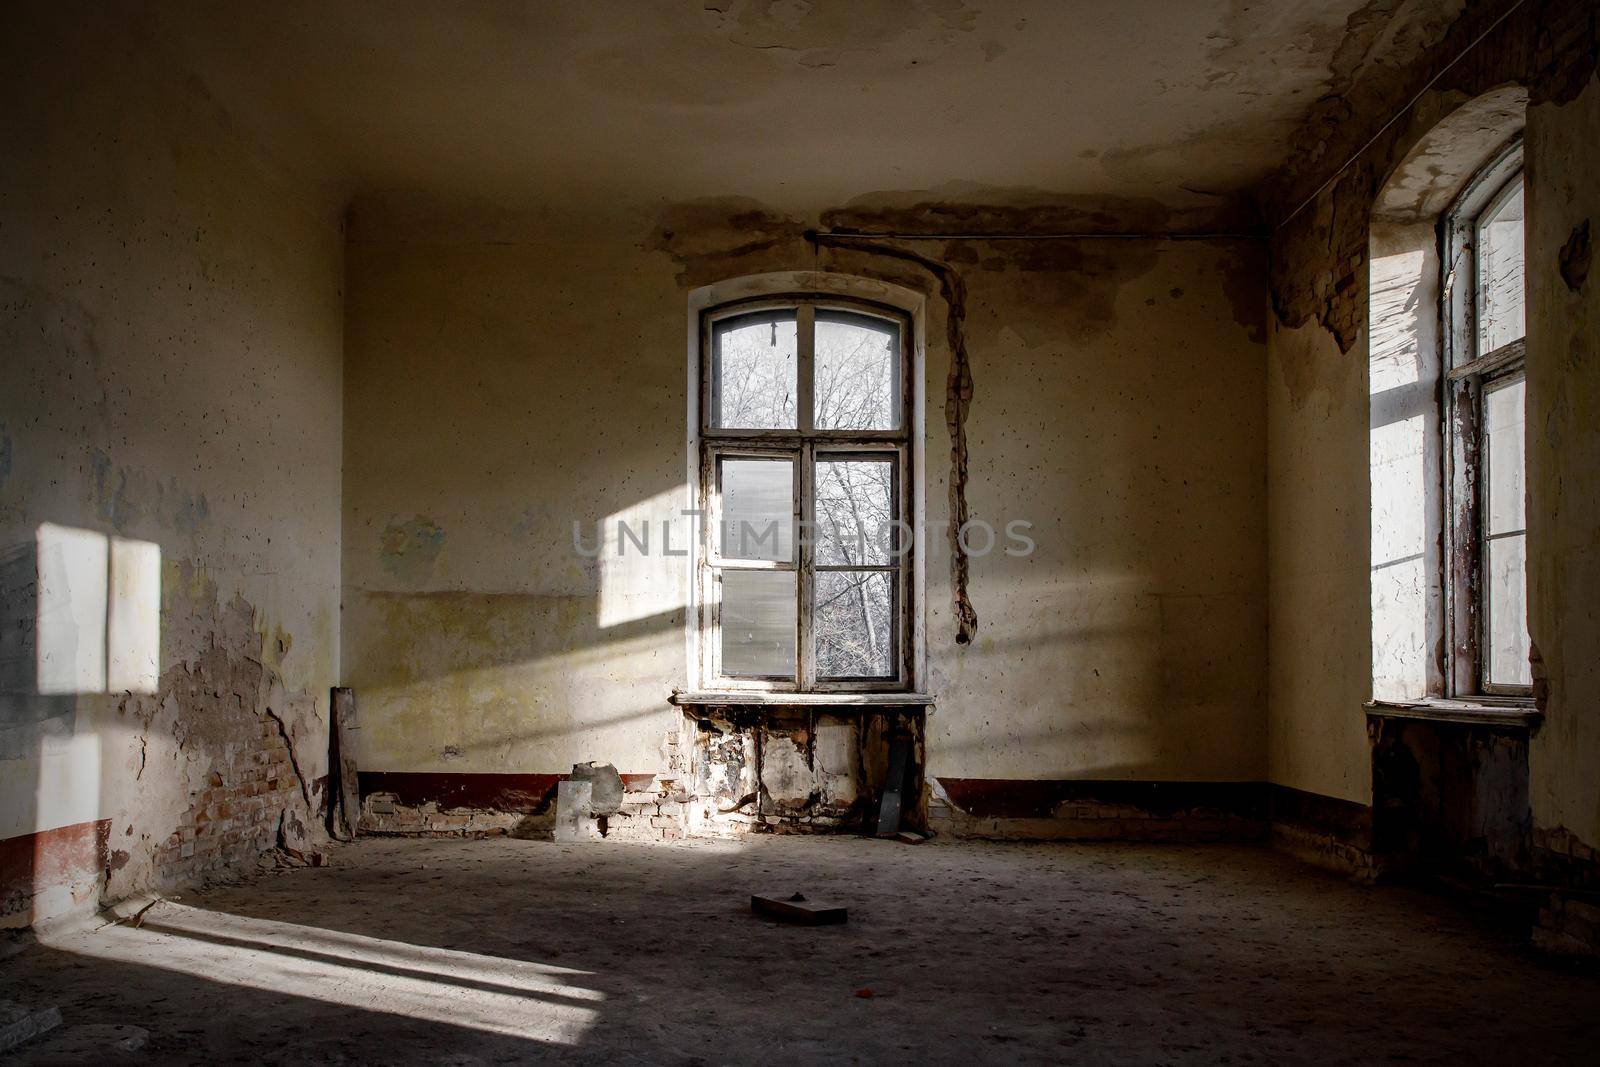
{"left": 4, "top": 836, "right": 1598, "bottom": 1064}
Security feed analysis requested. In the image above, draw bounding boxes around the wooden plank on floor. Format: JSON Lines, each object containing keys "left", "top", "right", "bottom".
{"left": 751, "top": 893, "right": 847, "bottom": 925}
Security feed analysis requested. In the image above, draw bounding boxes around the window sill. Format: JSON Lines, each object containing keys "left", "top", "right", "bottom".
{"left": 1365, "top": 697, "right": 1540, "bottom": 730}
{"left": 671, "top": 689, "right": 935, "bottom": 709}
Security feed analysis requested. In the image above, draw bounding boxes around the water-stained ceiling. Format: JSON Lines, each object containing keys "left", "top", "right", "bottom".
{"left": 160, "top": 0, "right": 1464, "bottom": 219}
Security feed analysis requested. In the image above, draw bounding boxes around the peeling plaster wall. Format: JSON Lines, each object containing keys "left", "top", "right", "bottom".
{"left": 1526, "top": 73, "right": 1600, "bottom": 850}
{"left": 1263, "top": 1, "right": 1599, "bottom": 836}
{"left": 0, "top": 5, "right": 344, "bottom": 922}
{"left": 342, "top": 195, "right": 1268, "bottom": 791}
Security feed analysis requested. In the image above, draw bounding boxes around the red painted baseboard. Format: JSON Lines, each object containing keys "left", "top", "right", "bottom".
{"left": 0, "top": 818, "right": 110, "bottom": 917}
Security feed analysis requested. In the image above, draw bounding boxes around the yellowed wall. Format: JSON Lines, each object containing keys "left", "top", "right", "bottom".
{"left": 0, "top": 4, "right": 344, "bottom": 916}
{"left": 1265, "top": 315, "right": 1373, "bottom": 804}
{"left": 1527, "top": 75, "right": 1600, "bottom": 848}
{"left": 928, "top": 241, "right": 1268, "bottom": 781}
{"left": 344, "top": 199, "right": 1268, "bottom": 784}
{"left": 342, "top": 212, "right": 689, "bottom": 776}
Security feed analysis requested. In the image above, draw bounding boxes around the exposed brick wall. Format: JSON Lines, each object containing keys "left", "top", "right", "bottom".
{"left": 686, "top": 707, "right": 925, "bottom": 835}
{"left": 148, "top": 712, "right": 314, "bottom": 887}
{"left": 1533, "top": 825, "right": 1600, "bottom": 888}
{"left": 358, "top": 776, "right": 690, "bottom": 842}
{"left": 1533, "top": 889, "right": 1600, "bottom": 957}
{"left": 360, "top": 798, "right": 526, "bottom": 836}
{"left": 602, "top": 789, "right": 688, "bottom": 842}
{"left": 1529, "top": 825, "right": 1600, "bottom": 956}
{"left": 1267, "top": 783, "right": 1379, "bottom": 881}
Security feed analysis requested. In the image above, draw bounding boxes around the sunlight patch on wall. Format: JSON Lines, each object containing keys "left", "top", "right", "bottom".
{"left": 1370, "top": 413, "right": 1429, "bottom": 699}
{"left": 596, "top": 486, "right": 690, "bottom": 631}
{"left": 1368, "top": 244, "right": 1439, "bottom": 701}
{"left": 1369, "top": 250, "right": 1427, "bottom": 393}
{"left": 32, "top": 523, "right": 160, "bottom": 696}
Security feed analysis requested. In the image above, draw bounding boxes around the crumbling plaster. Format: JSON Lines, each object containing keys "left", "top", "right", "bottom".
{"left": 1, "top": 4, "right": 345, "bottom": 922}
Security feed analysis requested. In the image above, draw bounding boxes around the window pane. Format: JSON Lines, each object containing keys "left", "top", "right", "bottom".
{"left": 1483, "top": 374, "right": 1528, "bottom": 688}
{"left": 814, "top": 313, "right": 898, "bottom": 430}
{"left": 1485, "top": 376, "right": 1525, "bottom": 536}
{"left": 719, "top": 457, "right": 793, "bottom": 562}
{"left": 1487, "top": 533, "right": 1531, "bottom": 687}
{"left": 1476, "top": 180, "right": 1524, "bottom": 354}
{"left": 814, "top": 457, "right": 895, "bottom": 565}
{"left": 713, "top": 312, "right": 796, "bottom": 429}
{"left": 816, "top": 570, "right": 894, "bottom": 678}
{"left": 721, "top": 570, "right": 795, "bottom": 678}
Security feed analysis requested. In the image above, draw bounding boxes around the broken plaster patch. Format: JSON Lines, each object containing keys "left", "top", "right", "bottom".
{"left": 379, "top": 515, "right": 446, "bottom": 581}
{"left": 87, "top": 447, "right": 211, "bottom": 536}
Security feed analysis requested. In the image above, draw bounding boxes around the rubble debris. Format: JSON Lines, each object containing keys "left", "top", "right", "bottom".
{"left": 0, "top": 929, "right": 35, "bottom": 963}
{"left": 20, "top": 1023, "right": 149, "bottom": 1058}
{"left": 260, "top": 846, "right": 330, "bottom": 870}
{"left": 0, "top": 999, "right": 62, "bottom": 1054}
{"left": 570, "top": 762, "right": 624, "bottom": 814}
{"left": 554, "top": 779, "right": 601, "bottom": 842}
{"left": 101, "top": 894, "right": 174, "bottom": 928}
{"left": 751, "top": 891, "right": 847, "bottom": 925}
{"left": 275, "top": 808, "right": 327, "bottom": 867}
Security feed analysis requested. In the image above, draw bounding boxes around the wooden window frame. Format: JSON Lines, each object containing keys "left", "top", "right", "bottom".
{"left": 696, "top": 295, "right": 914, "bottom": 693}
{"left": 1440, "top": 136, "right": 1531, "bottom": 701}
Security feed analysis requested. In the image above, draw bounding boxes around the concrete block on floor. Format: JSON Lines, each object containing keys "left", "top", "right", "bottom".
{"left": 553, "top": 780, "right": 600, "bottom": 842}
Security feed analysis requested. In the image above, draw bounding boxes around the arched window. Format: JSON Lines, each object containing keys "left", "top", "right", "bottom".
{"left": 695, "top": 295, "right": 915, "bottom": 692}
{"left": 1368, "top": 89, "right": 1530, "bottom": 708}
{"left": 1443, "top": 139, "right": 1530, "bottom": 695}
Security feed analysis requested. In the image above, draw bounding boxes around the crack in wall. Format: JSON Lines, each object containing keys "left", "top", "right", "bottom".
{"left": 264, "top": 705, "right": 311, "bottom": 807}
{"left": 807, "top": 230, "right": 978, "bottom": 644}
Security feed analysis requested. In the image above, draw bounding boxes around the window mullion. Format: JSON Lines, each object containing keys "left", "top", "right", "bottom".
{"left": 798, "top": 440, "right": 816, "bottom": 690}
{"left": 797, "top": 304, "right": 815, "bottom": 435}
